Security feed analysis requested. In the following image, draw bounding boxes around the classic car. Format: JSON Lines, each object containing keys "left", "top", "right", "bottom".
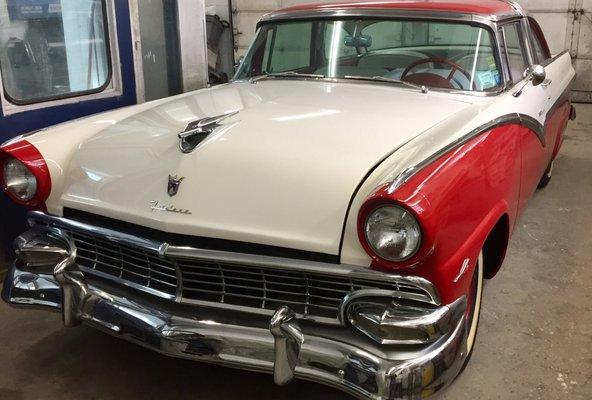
{"left": 0, "top": 0, "right": 576, "bottom": 399}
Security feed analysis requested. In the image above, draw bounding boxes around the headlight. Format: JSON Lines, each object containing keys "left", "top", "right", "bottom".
{"left": 2, "top": 157, "right": 38, "bottom": 201}
{"left": 364, "top": 205, "right": 421, "bottom": 262}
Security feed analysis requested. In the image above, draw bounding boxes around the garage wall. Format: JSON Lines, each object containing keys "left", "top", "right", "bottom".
{"left": 231, "top": 0, "right": 592, "bottom": 102}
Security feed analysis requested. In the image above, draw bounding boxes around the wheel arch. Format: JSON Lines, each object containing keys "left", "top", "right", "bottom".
{"left": 482, "top": 213, "right": 510, "bottom": 279}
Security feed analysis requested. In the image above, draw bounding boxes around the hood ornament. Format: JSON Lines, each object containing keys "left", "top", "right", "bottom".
{"left": 178, "top": 110, "right": 239, "bottom": 153}
{"left": 167, "top": 175, "right": 184, "bottom": 197}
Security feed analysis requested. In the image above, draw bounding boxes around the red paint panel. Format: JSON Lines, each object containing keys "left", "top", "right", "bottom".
{"left": 276, "top": 0, "right": 514, "bottom": 16}
{"left": 0, "top": 140, "right": 51, "bottom": 210}
{"left": 359, "top": 124, "right": 525, "bottom": 304}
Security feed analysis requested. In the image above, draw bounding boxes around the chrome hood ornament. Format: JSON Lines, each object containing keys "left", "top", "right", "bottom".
{"left": 178, "top": 110, "right": 239, "bottom": 153}
{"left": 167, "top": 174, "right": 184, "bottom": 197}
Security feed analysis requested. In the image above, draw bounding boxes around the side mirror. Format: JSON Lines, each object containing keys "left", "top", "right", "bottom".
{"left": 530, "top": 64, "right": 546, "bottom": 86}
{"left": 234, "top": 55, "right": 245, "bottom": 73}
{"left": 513, "top": 64, "right": 546, "bottom": 97}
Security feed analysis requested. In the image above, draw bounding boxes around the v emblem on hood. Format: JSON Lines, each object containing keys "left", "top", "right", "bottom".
{"left": 178, "top": 110, "right": 239, "bottom": 153}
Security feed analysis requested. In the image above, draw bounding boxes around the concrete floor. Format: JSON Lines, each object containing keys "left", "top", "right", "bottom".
{"left": 0, "top": 105, "right": 591, "bottom": 400}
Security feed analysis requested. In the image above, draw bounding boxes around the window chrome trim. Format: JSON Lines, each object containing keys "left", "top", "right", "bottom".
{"left": 244, "top": 10, "right": 515, "bottom": 96}
{"left": 0, "top": 0, "right": 123, "bottom": 116}
{"left": 258, "top": 8, "right": 521, "bottom": 27}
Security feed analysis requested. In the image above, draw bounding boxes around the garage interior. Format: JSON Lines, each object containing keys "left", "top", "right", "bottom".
{"left": 1, "top": 0, "right": 591, "bottom": 399}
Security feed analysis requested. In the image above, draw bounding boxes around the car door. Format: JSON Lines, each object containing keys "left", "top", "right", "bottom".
{"left": 527, "top": 17, "right": 573, "bottom": 162}
{"left": 498, "top": 18, "right": 569, "bottom": 214}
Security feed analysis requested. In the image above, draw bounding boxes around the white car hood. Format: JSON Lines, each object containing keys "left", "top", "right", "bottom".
{"left": 60, "top": 80, "right": 472, "bottom": 255}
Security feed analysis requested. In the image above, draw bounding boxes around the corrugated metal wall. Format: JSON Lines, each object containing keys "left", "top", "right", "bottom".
{"left": 231, "top": 0, "right": 591, "bottom": 101}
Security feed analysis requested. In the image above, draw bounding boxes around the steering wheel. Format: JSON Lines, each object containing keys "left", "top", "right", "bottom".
{"left": 401, "top": 57, "right": 477, "bottom": 90}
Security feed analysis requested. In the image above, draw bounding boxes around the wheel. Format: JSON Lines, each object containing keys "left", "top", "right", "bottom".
{"left": 459, "top": 251, "right": 484, "bottom": 372}
{"left": 537, "top": 159, "right": 554, "bottom": 189}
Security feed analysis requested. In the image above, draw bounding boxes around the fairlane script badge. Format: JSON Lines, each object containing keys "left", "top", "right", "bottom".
{"left": 150, "top": 201, "right": 192, "bottom": 215}
{"left": 167, "top": 174, "right": 184, "bottom": 197}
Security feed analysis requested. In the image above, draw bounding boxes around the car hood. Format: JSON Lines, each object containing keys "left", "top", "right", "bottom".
{"left": 60, "top": 80, "right": 473, "bottom": 255}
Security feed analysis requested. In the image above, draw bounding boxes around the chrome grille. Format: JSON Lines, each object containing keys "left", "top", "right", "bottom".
{"left": 73, "top": 231, "right": 178, "bottom": 297}
{"left": 177, "top": 258, "right": 430, "bottom": 320}
{"left": 38, "top": 214, "right": 438, "bottom": 324}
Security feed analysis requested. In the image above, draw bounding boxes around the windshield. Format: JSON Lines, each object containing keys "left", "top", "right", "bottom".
{"left": 235, "top": 19, "right": 503, "bottom": 92}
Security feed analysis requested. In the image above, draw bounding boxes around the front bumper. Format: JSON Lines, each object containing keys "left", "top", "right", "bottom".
{"left": 3, "top": 260, "right": 468, "bottom": 400}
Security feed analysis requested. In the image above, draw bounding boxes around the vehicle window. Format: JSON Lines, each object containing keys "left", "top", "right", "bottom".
{"left": 529, "top": 31, "right": 547, "bottom": 64}
{"left": 323, "top": 22, "right": 357, "bottom": 60}
{"left": 0, "top": 0, "right": 111, "bottom": 104}
{"left": 528, "top": 18, "right": 551, "bottom": 64}
{"left": 236, "top": 19, "right": 503, "bottom": 92}
{"left": 265, "top": 22, "right": 311, "bottom": 73}
{"left": 501, "top": 23, "right": 528, "bottom": 83}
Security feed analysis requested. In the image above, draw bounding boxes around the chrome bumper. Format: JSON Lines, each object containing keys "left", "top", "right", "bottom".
{"left": 2, "top": 260, "right": 468, "bottom": 400}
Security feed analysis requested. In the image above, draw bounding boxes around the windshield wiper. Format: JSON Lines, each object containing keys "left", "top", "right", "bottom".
{"left": 342, "top": 75, "right": 429, "bottom": 93}
{"left": 250, "top": 71, "right": 326, "bottom": 83}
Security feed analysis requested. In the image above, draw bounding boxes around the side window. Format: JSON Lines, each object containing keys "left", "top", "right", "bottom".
{"left": 501, "top": 22, "right": 529, "bottom": 84}
{"left": 528, "top": 18, "right": 551, "bottom": 64}
{"left": 529, "top": 31, "right": 547, "bottom": 64}
{"left": 0, "top": 0, "right": 111, "bottom": 105}
{"left": 265, "top": 22, "right": 311, "bottom": 73}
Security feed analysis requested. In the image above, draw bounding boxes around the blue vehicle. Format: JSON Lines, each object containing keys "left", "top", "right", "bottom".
{"left": 0, "top": 0, "right": 137, "bottom": 255}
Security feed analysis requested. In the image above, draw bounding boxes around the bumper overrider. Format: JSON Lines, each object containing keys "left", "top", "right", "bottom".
{"left": 2, "top": 213, "right": 469, "bottom": 400}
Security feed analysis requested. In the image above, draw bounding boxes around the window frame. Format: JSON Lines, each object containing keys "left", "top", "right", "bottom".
{"left": 499, "top": 19, "right": 532, "bottom": 86}
{"left": 236, "top": 17, "right": 508, "bottom": 96}
{"left": 0, "top": 0, "right": 122, "bottom": 115}
{"left": 526, "top": 17, "right": 551, "bottom": 65}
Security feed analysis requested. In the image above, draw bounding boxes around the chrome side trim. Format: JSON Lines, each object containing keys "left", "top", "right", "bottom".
{"left": 388, "top": 113, "right": 545, "bottom": 193}
{"left": 541, "top": 49, "right": 570, "bottom": 68}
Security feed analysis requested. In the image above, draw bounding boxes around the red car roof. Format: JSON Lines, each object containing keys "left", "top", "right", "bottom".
{"left": 274, "top": 0, "right": 515, "bottom": 16}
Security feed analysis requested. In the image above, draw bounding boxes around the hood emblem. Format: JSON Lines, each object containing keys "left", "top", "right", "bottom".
{"left": 178, "top": 110, "right": 239, "bottom": 153}
{"left": 168, "top": 174, "right": 184, "bottom": 197}
{"left": 150, "top": 201, "right": 192, "bottom": 215}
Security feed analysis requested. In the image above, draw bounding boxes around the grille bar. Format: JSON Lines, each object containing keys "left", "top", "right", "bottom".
{"left": 32, "top": 211, "right": 440, "bottom": 325}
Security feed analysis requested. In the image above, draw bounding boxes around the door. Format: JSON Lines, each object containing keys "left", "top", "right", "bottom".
{"left": 0, "top": 0, "right": 137, "bottom": 253}
{"left": 499, "top": 19, "right": 573, "bottom": 214}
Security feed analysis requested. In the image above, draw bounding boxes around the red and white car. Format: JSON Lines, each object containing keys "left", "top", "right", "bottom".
{"left": 1, "top": 1, "right": 576, "bottom": 398}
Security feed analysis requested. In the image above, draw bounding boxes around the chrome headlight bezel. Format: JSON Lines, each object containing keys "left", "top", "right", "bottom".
{"left": 363, "top": 204, "right": 422, "bottom": 262}
{"left": 2, "top": 156, "right": 38, "bottom": 202}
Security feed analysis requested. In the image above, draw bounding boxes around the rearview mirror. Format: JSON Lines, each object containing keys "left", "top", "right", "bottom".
{"left": 344, "top": 35, "right": 372, "bottom": 48}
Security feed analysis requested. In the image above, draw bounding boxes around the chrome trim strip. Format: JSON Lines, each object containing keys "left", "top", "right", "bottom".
{"left": 29, "top": 211, "right": 166, "bottom": 254}
{"left": 79, "top": 266, "right": 177, "bottom": 301}
{"left": 541, "top": 49, "right": 570, "bottom": 68}
{"left": 388, "top": 113, "right": 545, "bottom": 193}
{"left": 258, "top": 8, "right": 520, "bottom": 26}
